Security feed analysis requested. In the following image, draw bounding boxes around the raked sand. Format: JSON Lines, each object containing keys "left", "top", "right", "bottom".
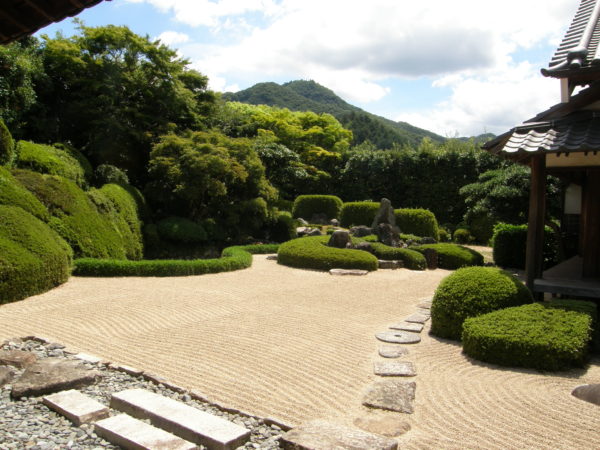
{"left": 0, "top": 255, "right": 598, "bottom": 449}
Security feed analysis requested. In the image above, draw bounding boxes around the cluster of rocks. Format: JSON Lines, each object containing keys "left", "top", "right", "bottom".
{"left": 0, "top": 338, "right": 285, "bottom": 449}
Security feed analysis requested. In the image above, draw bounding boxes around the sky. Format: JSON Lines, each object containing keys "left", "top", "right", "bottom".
{"left": 36, "top": 0, "right": 579, "bottom": 137}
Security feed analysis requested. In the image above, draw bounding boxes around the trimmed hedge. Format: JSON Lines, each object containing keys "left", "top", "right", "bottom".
{"left": 340, "top": 202, "right": 379, "bottom": 227}
{"left": 395, "top": 208, "right": 439, "bottom": 240}
{"left": 0, "top": 119, "right": 15, "bottom": 166}
{"left": 492, "top": 223, "right": 559, "bottom": 269}
{"left": 366, "top": 241, "right": 426, "bottom": 270}
{"left": 278, "top": 235, "right": 378, "bottom": 271}
{"left": 16, "top": 141, "right": 92, "bottom": 187}
{"left": 462, "top": 303, "right": 592, "bottom": 371}
{"left": 0, "top": 167, "right": 49, "bottom": 221}
{"left": 292, "top": 195, "right": 343, "bottom": 220}
{"left": 414, "top": 243, "right": 483, "bottom": 270}
{"left": 430, "top": 266, "right": 533, "bottom": 340}
{"left": 73, "top": 244, "right": 279, "bottom": 277}
{"left": 547, "top": 299, "right": 599, "bottom": 351}
{"left": 156, "top": 216, "right": 207, "bottom": 244}
{"left": 0, "top": 205, "right": 72, "bottom": 303}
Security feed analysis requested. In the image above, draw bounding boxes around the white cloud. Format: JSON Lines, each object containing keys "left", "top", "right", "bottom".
{"left": 156, "top": 31, "right": 190, "bottom": 46}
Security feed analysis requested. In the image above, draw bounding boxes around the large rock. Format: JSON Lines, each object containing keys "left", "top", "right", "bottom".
{"left": 371, "top": 198, "right": 396, "bottom": 229}
{"left": 350, "top": 226, "right": 372, "bottom": 237}
{"left": 0, "top": 366, "right": 16, "bottom": 387}
{"left": 327, "top": 230, "right": 351, "bottom": 249}
{"left": 281, "top": 420, "right": 397, "bottom": 450}
{"left": 375, "top": 223, "right": 401, "bottom": 248}
{"left": 572, "top": 384, "right": 600, "bottom": 406}
{"left": 11, "top": 359, "right": 102, "bottom": 398}
{"left": 355, "top": 241, "right": 373, "bottom": 253}
{"left": 362, "top": 380, "right": 416, "bottom": 414}
{"left": 0, "top": 350, "right": 37, "bottom": 368}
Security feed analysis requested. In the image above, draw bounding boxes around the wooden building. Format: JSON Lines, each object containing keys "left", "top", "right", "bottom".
{"left": 483, "top": 0, "right": 600, "bottom": 298}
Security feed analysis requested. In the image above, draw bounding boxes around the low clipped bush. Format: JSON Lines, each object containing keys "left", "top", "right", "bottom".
{"left": 292, "top": 195, "right": 343, "bottom": 220}
{"left": 462, "top": 303, "right": 592, "bottom": 371}
{"left": 547, "top": 299, "right": 599, "bottom": 351}
{"left": 492, "top": 223, "right": 559, "bottom": 269}
{"left": 73, "top": 244, "right": 279, "bottom": 277}
{"left": 415, "top": 243, "right": 483, "bottom": 270}
{"left": 0, "top": 119, "right": 15, "bottom": 166}
{"left": 367, "top": 241, "right": 426, "bottom": 270}
{"left": 395, "top": 208, "right": 439, "bottom": 240}
{"left": 430, "top": 266, "right": 533, "bottom": 340}
{"left": 93, "top": 164, "right": 129, "bottom": 187}
{"left": 0, "top": 205, "right": 72, "bottom": 303}
{"left": 438, "top": 228, "right": 450, "bottom": 242}
{"left": 156, "top": 216, "right": 207, "bottom": 244}
{"left": 0, "top": 167, "right": 49, "bottom": 221}
{"left": 340, "top": 202, "right": 379, "bottom": 227}
{"left": 278, "top": 235, "right": 378, "bottom": 271}
{"left": 453, "top": 228, "right": 472, "bottom": 244}
{"left": 267, "top": 211, "right": 297, "bottom": 242}
{"left": 16, "top": 141, "right": 92, "bottom": 187}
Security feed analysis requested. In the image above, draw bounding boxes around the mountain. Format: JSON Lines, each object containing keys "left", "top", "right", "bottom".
{"left": 223, "top": 80, "right": 446, "bottom": 148}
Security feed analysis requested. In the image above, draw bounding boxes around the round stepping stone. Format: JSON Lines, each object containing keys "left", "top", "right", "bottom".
{"left": 378, "top": 346, "right": 409, "bottom": 358}
{"left": 329, "top": 268, "right": 368, "bottom": 276}
{"left": 373, "top": 361, "right": 416, "bottom": 377}
{"left": 353, "top": 416, "right": 411, "bottom": 437}
{"left": 363, "top": 380, "right": 416, "bottom": 413}
{"left": 389, "top": 322, "right": 423, "bottom": 333}
{"left": 375, "top": 330, "right": 421, "bottom": 344}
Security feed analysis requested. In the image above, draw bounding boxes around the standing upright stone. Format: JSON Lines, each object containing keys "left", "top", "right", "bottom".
{"left": 371, "top": 198, "right": 396, "bottom": 229}
{"left": 371, "top": 199, "right": 402, "bottom": 247}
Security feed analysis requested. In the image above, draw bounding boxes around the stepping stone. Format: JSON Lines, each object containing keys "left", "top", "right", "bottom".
{"left": 389, "top": 322, "right": 424, "bottom": 333}
{"left": 329, "top": 268, "right": 368, "bottom": 276}
{"left": 378, "top": 260, "right": 401, "bottom": 269}
{"left": 281, "top": 420, "right": 397, "bottom": 450}
{"left": 95, "top": 414, "right": 196, "bottom": 450}
{"left": 0, "top": 350, "right": 37, "bottom": 368}
{"left": 266, "top": 255, "right": 278, "bottom": 260}
{"left": 0, "top": 366, "right": 16, "bottom": 387}
{"left": 416, "top": 308, "right": 431, "bottom": 316}
{"left": 74, "top": 353, "right": 103, "bottom": 364}
{"left": 43, "top": 389, "right": 110, "bottom": 426}
{"left": 572, "top": 384, "right": 600, "bottom": 406}
{"left": 375, "top": 330, "right": 421, "bottom": 344}
{"left": 353, "top": 416, "right": 411, "bottom": 437}
{"left": 378, "top": 346, "right": 409, "bottom": 358}
{"left": 111, "top": 388, "right": 250, "bottom": 450}
{"left": 373, "top": 361, "right": 416, "bottom": 377}
{"left": 109, "top": 363, "right": 143, "bottom": 377}
{"left": 11, "top": 359, "right": 102, "bottom": 399}
{"left": 363, "top": 380, "right": 416, "bottom": 414}
{"left": 417, "top": 298, "right": 433, "bottom": 309}
{"left": 404, "top": 313, "right": 430, "bottom": 324}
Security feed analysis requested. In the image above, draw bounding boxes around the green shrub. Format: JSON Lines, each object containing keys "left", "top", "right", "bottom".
{"left": 73, "top": 244, "right": 279, "bottom": 277}
{"left": 492, "top": 223, "right": 559, "bottom": 269}
{"left": 438, "top": 228, "right": 450, "bottom": 242}
{"left": 547, "top": 299, "right": 599, "bottom": 351}
{"left": 292, "top": 195, "right": 343, "bottom": 220}
{"left": 0, "top": 119, "right": 15, "bottom": 166}
{"left": 366, "top": 241, "right": 426, "bottom": 270}
{"left": 156, "top": 216, "right": 207, "bottom": 243}
{"left": 467, "top": 213, "right": 495, "bottom": 244}
{"left": 462, "top": 303, "right": 592, "bottom": 371}
{"left": 93, "top": 164, "right": 129, "bottom": 186}
{"left": 453, "top": 228, "right": 472, "bottom": 244}
{"left": 0, "top": 167, "right": 49, "bottom": 221}
{"left": 340, "top": 202, "right": 379, "bottom": 227}
{"left": 268, "top": 211, "right": 297, "bottom": 242}
{"left": 16, "top": 141, "right": 92, "bottom": 187}
{"left": 278, "top": 235, "right": 378, "bottom": 271}
{"left": 415, "top": 243, "right": 483, "bottom": 270}
{"left": 430, "top": 266, "right": 533, "bottom": 340}
{"left": 0, "top": 205, "right": 72, "bottom": 303}
{"left": 395, "top": 208, "right": 439, "bottom": 240}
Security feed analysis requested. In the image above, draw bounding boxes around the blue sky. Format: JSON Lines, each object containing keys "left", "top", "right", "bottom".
{"left": 37, "top": 0, "right": 578, "bottom": 137}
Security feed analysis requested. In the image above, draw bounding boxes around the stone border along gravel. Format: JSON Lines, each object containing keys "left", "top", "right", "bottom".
{"left": 0, "top": 336, "right": 288, "bottom": 449}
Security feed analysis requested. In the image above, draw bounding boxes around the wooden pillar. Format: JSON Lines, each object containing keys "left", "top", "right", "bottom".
{"left": 582, "top": 169, "right": 600, "bottom": 278}
{"left": 525, "top": 154, "right": 546, "bottom": 292}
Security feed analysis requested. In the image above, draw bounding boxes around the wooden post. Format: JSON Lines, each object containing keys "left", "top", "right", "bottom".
{"left": 525, "top": 154, "right": 546, "bottom": 293}
{"left": 582, "top": 169, "right": 600, "bottom": 278}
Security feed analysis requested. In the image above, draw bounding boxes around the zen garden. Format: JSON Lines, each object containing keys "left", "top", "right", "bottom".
{"left": 0, "top": 1, "right": 599, "bottom": 449}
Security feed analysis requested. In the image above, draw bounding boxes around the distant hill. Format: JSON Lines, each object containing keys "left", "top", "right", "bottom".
{"left": 223, "top": 80, "right": 446, "bottom": 148}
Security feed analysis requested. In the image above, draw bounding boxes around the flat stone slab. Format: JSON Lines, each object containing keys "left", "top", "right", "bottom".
{"left": 417, "top": 297, "right": 432, "bottom": 309}
{"left": 362, "top": 380, "right": 416, "bottom": 414}
{"left": 378, "top": 260, "right": 401, "bottom": 270}
{"left": 389, "top": 322, "right": 424, "bottom": 333}
{"left": 375, "top": 330, "right": 421, "bottom": 344}
{"left": 572, "top": 384, "right": 600, "bottom": 406}
{"left": 74, "top": 353, "right": 103, "bottom": 364}
{"left": 0, "top": 366, "right": 16, "bottom": 386}
{"left": 95, "top": 414, "right": 196, "bottom": 450}
{"left": 0, "top": 350, "right": 37, "bottom": 368}
{"left": 109, "top": 363, "right": 143, "bottom": 377}
{"left": 416, "top": 308, "right": 431, "bottom": 316}
{"left": 11, "top": 359, "right": 102, "bottom": 399}
{"left": 353, "top": 416, "right": 411, "bottom": 438}
{"left": 373, "top": 361, "right": 416, "bottom": 377}
{"left": 111, "top": 388, "right": 250, "bottom": 449}
{"left": 266, "top": 255, "right": 278, "bottom": 261}
{"left": 329, "top": 269, "right": 368, "bottom": 276}
{"left": 404, "top": 313, "right": 430, "bottom": 324}
{"left": 378, "top": 346, "right": 409, "bottom": 358}
{"left": 43, "top": 389, "right": 110, "bottom": 426}
{"left": 281, "top": 420, "right": 397, "bottom": 450}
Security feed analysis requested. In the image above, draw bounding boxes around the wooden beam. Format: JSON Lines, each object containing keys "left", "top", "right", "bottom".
{"left": 526, "top": 154, "right": 547, "bottom": 292}
{"left": 582, "top": 169, "right": 600, "bottom": 278}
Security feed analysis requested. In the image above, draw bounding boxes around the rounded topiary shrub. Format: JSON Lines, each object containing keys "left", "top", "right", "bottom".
{"left": 492, "top": 223, "right": 558, "bottom": 270}
{"left": 395, "top": 208, "right": 439, "bottom": 240}
{"left": 340, "top": 202, "right": 379, "bottom": 227}
{"left": 93, "top": 164, "right": 129, "bottom": 187}
{"left": 430, "top": 266, "right": 533, "bottom": 340}
{"left": 462, "top": 303, "right": 592, "bottom": 371}
{"left": 268, "top": 211, "right": 297, "bottom": 242}
{"left": 438, "top": 228, "right": 450, "bottom": 242}
{"left": 292, "top": 195, "right": 343, "bottom": 220}
{"left": 0, "top": 119, "right": 15, "bottom": 166}
{"left": 415, "top": 243, "right": 483, "bottom": 269}
{"left": 0, "top": 166, "right": 49, "bottom": 221}
{"left": 453, "top": 228, "right": 472, "bottom": 244}
{"left": 156, "top": 216, "right": 207, "bottom": 243}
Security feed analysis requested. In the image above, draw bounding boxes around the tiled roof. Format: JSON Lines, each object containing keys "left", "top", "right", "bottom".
{"left": 543, "top": 0, "right": 600, "bottom": 79}
{"left": 0, "top": 0, "right": 108, "bottom": 45}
